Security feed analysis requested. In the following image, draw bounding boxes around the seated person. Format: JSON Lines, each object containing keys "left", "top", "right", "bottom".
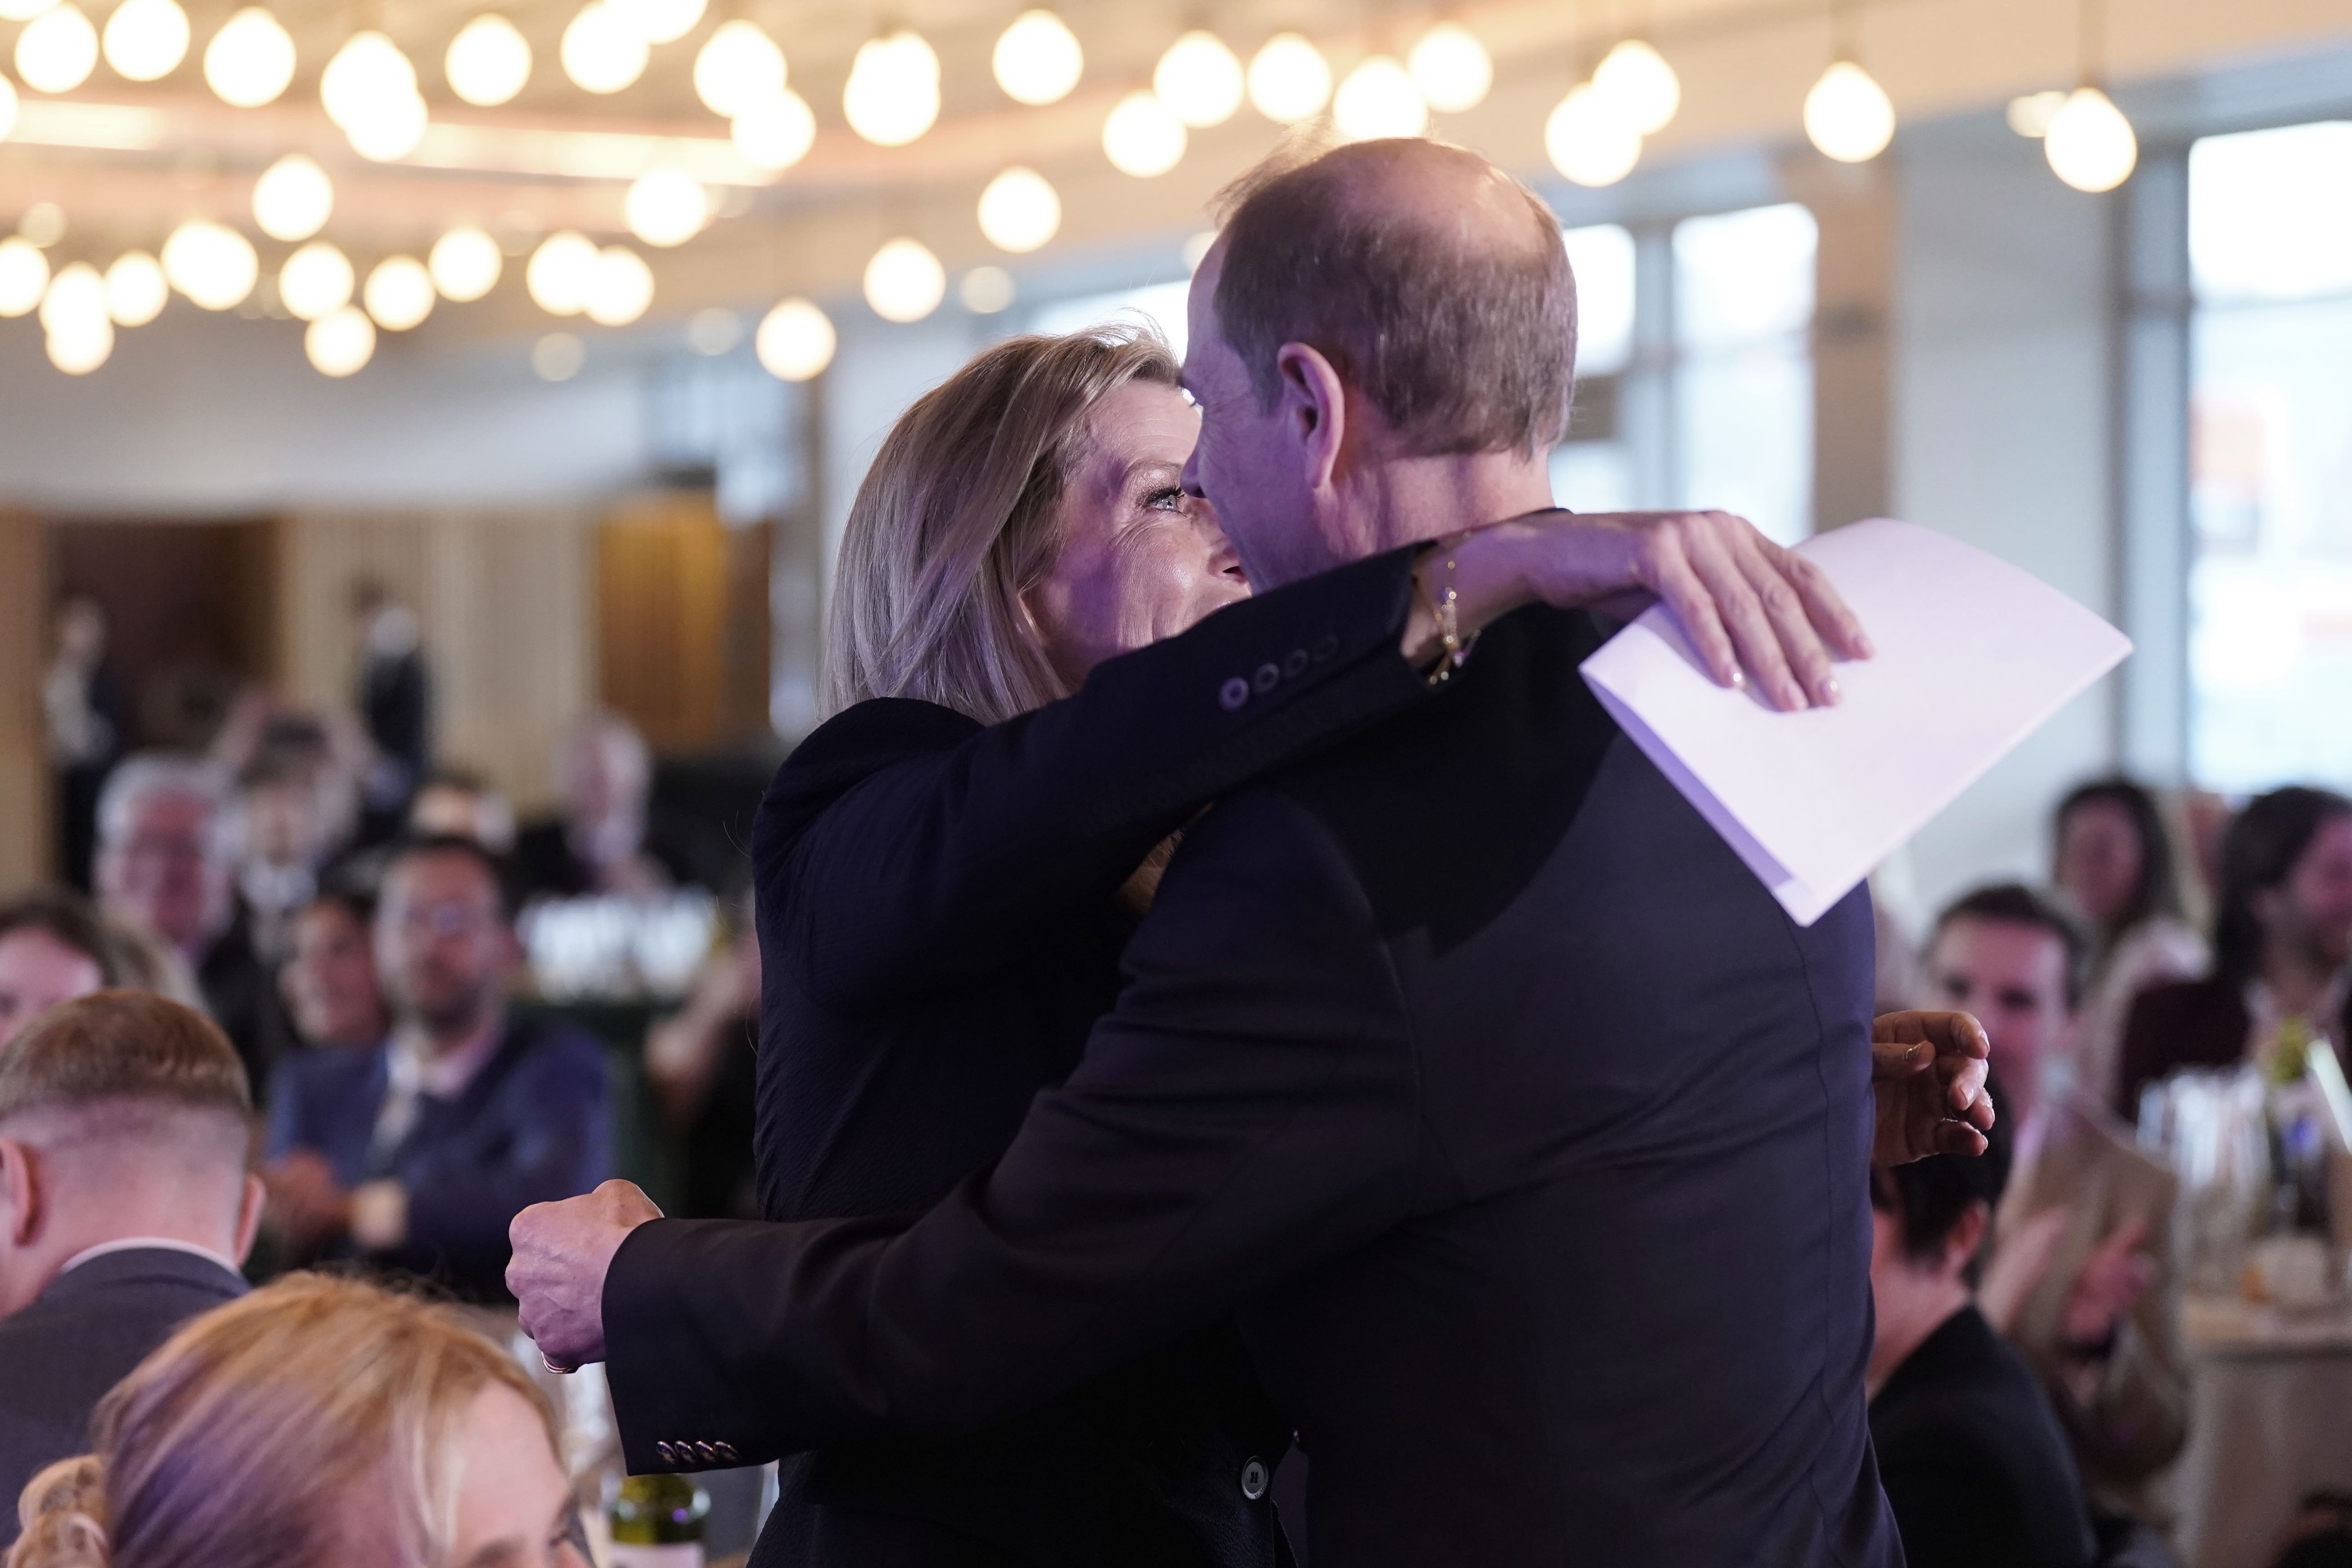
{"left": 263, "top": 835, "right": 608, "bottom": 1301}
{"left": 1929, "top": 885, "right": 2185, "bottom": 1522}
{"left": 8, "top": 1272, "right": 587, "bottom": 1567}
{"left": 407, "top": 766, "right": 517, "bottom": 854}
{"left": 277, "top": 887, "right": 388, "bottom": 1051}
{"left": 1869, "top": 1104, "right": 2097, "bottom": 1568}
{"left": 0, "top": 991, "right": 262, "bottom": 1514}
{"left": 514, "top": 712, "right": 696, "bottom": 903}
{"left": 0, "top": 892, "right": 121, "bottom": 1052}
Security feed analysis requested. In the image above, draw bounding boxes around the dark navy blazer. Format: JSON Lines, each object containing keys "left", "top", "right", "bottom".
{"left": 265, "top": 1015, "right": 611, "bottom": 1301}
{"left": 0, "top": 1247, "right": 247, "bottom": 1529}
{"left": 606, "top": 602, "right": 1897, "bottom": 1568}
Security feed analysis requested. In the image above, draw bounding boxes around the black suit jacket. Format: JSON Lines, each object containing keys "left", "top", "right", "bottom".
{"left": 1869, "top": 1306, "right": 2097, "bottom": 1568}
{"left": 0, "top": 1247, "right": 248, "bottom": 1527}
{"left": 606, "top": 603, "right": 1894, "bottom": 1568}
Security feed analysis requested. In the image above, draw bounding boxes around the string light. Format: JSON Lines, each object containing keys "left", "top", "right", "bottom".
{"left": 561, "top": 1, "right": 648, "bottom": 94}
{"left": 959, "top": 265, "right": 1015, "bottom": 313}
{"left": 584, "top": 244, "right": 652, "bottom": 325}
{"left": 624, "top": 167, "right": 708, "bottom": 247}
{"left": 364, "top": 255, "right": 435, "bottom": 329}
{"left": 429, "top": 226, "right": 503, "bottom": 300}
{"left": 843, "top": 31, "right": 939, "bottom": 146}
{"left": 607, "top": 0, "right": 703, "bottom": 46}
{"left": 40, "top": 261, "right": 110, "bottom": 375}
{"left": 1592, "top": 37, "right": 1679, "bottom": 134}
{"left": 978, "top": 166, "right": 1060, "bottom": 253}
{"left": 1331, "top": 55, "right": 1426, "bottom": 141}
{"left": 1803, "top": 59, "right": 1893, "bottom": 162}
{"left": 992, "top": 9, "right": 1080, "bottom": 106}
{"left": 17, "top": 4, "right": 99, "bottom": 93}
{"left": 526, "top": 229, "right": 600, "bottom": 314}
{"left": 533, "top": 332, "right": 585, "bottom": 379}
{"left": 203, "top": 7, "right": 295, "bottom": 106}
{"left": 755, "top": 297, "right": 833, "bottom": 380}
{"left": 103, "top": 250, "right": 168, "bottom": 325}
{"left": 732, "top": 89, "right": 814, "bottom": 171}
{"left": 251, "top": 153, "right": 333, "bottom": 242}
{"left": 863, "top": 236, "right": 944, "bottom": 323}
{"left": 306, "top": 306, "right": 375, "bottom": 375}
{"left": 2044, "top": 86, "right": 2136, "bottom": 191}
{"left": 1154, "top": 31, "right": 1242, "bottom": 128}
{"left": 1246, "top": 33, "right": 1330, "bottom": 123}
{"left": 0, "top": 76, "right": 14, "bottom": 141}
{"left": 323, "top": 31, "right": 429, "bottom": 161}
{"left": 278, "top": 241, "right": 355, "bottom": 319}
{"left": 1408, "top": 22, "right": 1490, "bottom": 114}
{"left": 446, "top": 14, "right": 532, "bottom": 107}
{"left": 160, "top": 218, "right": 258, "bottom": 309}
{"left": 693, "top": 19, "right": 783, "bottom": 117}
{"left": 1546, "top": 82, "right": 1641, "bottom": 186}
{"left": 0, "top": 0, "right": 52, "bottom": 22}
{"left": 17, "top": 202, "right": 63, "bottom": 247}
{"left": 101, "top": 0, "right": 188, "bottom": 81}
{"left": 0, "top": 237, "right": 49, "bottom": 315}
{"left": 1102, "top": 88, "right": 1184, "bottom": 176}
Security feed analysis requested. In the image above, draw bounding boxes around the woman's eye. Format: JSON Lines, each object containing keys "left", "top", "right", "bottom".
{"left": 1142, "top": 486, "right": 1185, "bottom": 512}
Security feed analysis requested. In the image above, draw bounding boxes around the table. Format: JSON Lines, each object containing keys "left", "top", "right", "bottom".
{"left": 2166, "top": 1295, "right": 2352, "bottom": 1568}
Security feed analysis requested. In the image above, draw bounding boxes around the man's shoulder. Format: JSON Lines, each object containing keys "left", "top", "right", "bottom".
{"left": 499, "top": 1016, "right": 613, "bottom": 1093}
{"left": 752, "top": 699, "right": 981, "bottom": 865}
{"left": 272, "top": 1039, "right": 386, "bottom": 1096}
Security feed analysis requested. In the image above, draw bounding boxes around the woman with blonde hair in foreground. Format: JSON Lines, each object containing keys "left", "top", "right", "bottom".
{"left": 10, "top": 1273, "right": 586, "bottom": 1568}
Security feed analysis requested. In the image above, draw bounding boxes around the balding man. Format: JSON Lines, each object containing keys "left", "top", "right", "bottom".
{"left": 0, "top": 991, "right": 261, "bottom": 1514}
{"left": 518, "top": 140, "right": 1977, "bottom": 1566}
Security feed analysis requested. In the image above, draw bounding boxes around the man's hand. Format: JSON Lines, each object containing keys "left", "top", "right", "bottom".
{"left": 263, "top": 1149, "right": 354, "bottom": 1254}
{"left": 2060, "top": 1215, "right": 2156, "bottom": 1351}
{"left": 1870, "top": 1010, "right": 1995, "bottom": 1166}
{"left": 509, "top": 1179, "right": 663, "bottom": 1370}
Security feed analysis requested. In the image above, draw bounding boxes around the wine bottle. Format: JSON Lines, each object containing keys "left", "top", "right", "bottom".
{"left": 607, "top": 1473, "right": 710, "bottom": 1568}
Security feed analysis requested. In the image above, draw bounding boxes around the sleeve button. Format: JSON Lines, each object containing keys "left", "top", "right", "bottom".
{"left": 1312, "top": 633, "right": 1339, "bottom": 662}
{"left": 1253, "top": 662, "right": 1280, "bottom": 693}
{"left": 654, "top": 1440, "right": 676, "bottom": 1465}
{"left": 1283, "top": 648, "right": 1310, "bottom": 678}
{"left": 715, "top": 1441, "right": 739, "bottom": 1463}
{"left": 1239, "top": 1456, "right": 1270, "bottom": 1501}
{"left": 1219, "top": 677, "right": 1250, "bottom": 711}
{"left": 693, "top": 1441, "right": 719, "bottom": 1463}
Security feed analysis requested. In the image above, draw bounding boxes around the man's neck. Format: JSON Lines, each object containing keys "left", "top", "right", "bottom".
{"left": 402, "top": 1008, "right": 500, "bottom": 1064}
{"left": 1346, "top": 447, "right": 1557, "bottom": 555}
{"left": 1866, "top": 1281, "right": 1971, "bottom": 1397}
{"left": 2, "top": 1209, "right": 242, "bottom": 1317}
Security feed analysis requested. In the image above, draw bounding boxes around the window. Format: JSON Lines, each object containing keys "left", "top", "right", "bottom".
{"left": 1027, "top": 280, "right": 1193, "bottom": 358}
{"left": 1552, "top": 223, "right": 1638, "bottom": 514}
{"left": 2187, "top": 121, "right": 2352, "bottom": 791}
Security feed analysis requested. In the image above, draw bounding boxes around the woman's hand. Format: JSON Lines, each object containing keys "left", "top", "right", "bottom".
{"left": 1412, "top": 509, "right": 1873, "bottom": 711}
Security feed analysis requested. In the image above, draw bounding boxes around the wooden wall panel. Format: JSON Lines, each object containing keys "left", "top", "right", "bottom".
{"left": 596, "top": 495, "right": 771, "bottom": 755}
{"left": 0, "top": 511, "right": 45, "bottom": 892}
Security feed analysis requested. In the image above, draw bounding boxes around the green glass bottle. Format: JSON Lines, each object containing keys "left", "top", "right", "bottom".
{"left": 607, "top": 1472, "right": 710, "bottom": 1568}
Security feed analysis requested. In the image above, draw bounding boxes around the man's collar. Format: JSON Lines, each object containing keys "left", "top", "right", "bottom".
{"left": 56, "top": 1236, "right": 244, "bottom": 1282}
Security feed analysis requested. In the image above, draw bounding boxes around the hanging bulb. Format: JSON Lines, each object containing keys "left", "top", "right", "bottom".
{"left": 584, "top": 244, "right": 653, "bottom": 326}
{"left": 843, "top": 30, "right": 939, "bottom": 146}
{"left": 607, "top": 0, "right": 703, "bottom": 46}
{"left": 0, "top": 0, "right": 52, "bottom": 21}
{"left": 1331, "top": 55, "right": 1426, "bottom": 141}
{"left": 1102, "top": 89, "right": 1185, "bottom": 176}
{"left": 756, "top": 297, "right": 834, "bottom": 380}
{"left": 561, "top": 1, "right": 648, "bottom": 93}
{"left": 733, "top": 89, "right": 814, "bottom": 171}
{"left": 694, "top": 20, "right": 783, "bottom": 117}
{"left": 160, "top": 218, "right": 258, "bottom": 310}
{"left": 526, "top": 230, "right": 600, "bottom": 314}
{"left": 203, "top": 7, "right": 295, "bottom": 105}
{"left": 428, "top": 226, "right": 503, "bottom": 300}
{"left": 1803, "top": 59, "right": 1893, "bottom": 162}
{"left": 320, "top": 31, "right": 415, "bottom": 126}
{"left": 978, "top": 166, "right": 1060, "bottom": 253}
{"left": 17, "top": 3, "right": 99, "bottom": 92}
{"left": 306, "top": 306, "right": 375, "bottom": 375}
{"left": 101, "top": 0, "right": 189, "bottom": 81}
{"left": 1592, "top": 37, "right": 1678, "bottom": 134}
{"left": 0, "top": 237, "right": 49, "bottom": 316}
{"left": 2043, "top": 86, "right": 2136, "bottom": 191}
{"left": 992, "top": 9, "right": 1080, "bottom": 105}
{"left": 446, "top": 14, "right": 531, "bottom": 106}
{"left": 1545, "top": 82, "right": 1641, "bottom": 187}
{"left": 251, "top": 153, "right": 333, "bottom": 241}
{"left": 1154, "top": 30, "right": 1242, "bottom": 128}
{"left": 863, "top": 236, "right": 944, "bottom": 323}
{"left": 104, "top": 250, "right": 169, "bottom": 325}
{"left": 277, "top": 241, "right": 355, "bottom": 319}
{"left": 624, "top": 167, "right": 707, "bottom": 247}
{"left": 1407, "top": 22, "right": 1489, "bottom": 114}
{"left": 1246, "top": 32, "right": 1329, "bottom": 123}
{"left": 0, "top": 76, "right": 14, "bottom": 142}
{"left": 364, "top": 255, "right": 435, "bottom": 329}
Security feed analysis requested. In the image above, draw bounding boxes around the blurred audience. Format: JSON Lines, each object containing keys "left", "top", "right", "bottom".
{"left": 276, "top": 888, "right": 388, "bottom": 1051}
{"left": 2275, "top": 1494, "right": 2352, "bottom": 1568}
{"left": 642, "top": 898, "right": 761, "bottom": 1219}
{"left": 0, "top": 894, "right": 122, "bottom": 1054}
{"left": 1868, "top": 1103, "right": 2097, "bottom": 1568}
{"left": 40, "top": 597, "right": 124, "bottom": 894}
{"left": 408, "top": 767, "right": 517, "bottom": 854}
{"left": 2117, "top": 786, "right": 2352, "bottom": 1119}
{"left": 351, "top": 578, "right": 434, "bottom": 843}
{"left": 4, "top": 1272, "right": 587, "bottom": 1568}
{"left": 0, "top": 992, "right": 262, "bottom": 1514}
{"left": 1928, "top": 885, "right": 2185, "bottom": 1532}
{"left": 2052, "top": 780, "right": 2208, "bottom": 1104}
{"left": 92, "top": 755, "right": 294, "bottom": 1096}
{"left": 263, "top": 835, "right": 608, "bottom": 1300}
{"left": 516, "top": 711, "right": 694, "bottom": 903}
{"left": 226, "top": 756, "right": 348, "bottom": 969}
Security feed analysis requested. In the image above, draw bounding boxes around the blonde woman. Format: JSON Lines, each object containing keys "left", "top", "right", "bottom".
{"left": 549, "top": 323, "right": 1869, "bottom": 1567}
{"left": 9, "top": 1273, "right": 586, "bottom": 1568}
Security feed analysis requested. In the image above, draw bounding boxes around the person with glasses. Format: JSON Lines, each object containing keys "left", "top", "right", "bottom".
{"left": 263, "top": 835, "right": 608, "bottom": 1301}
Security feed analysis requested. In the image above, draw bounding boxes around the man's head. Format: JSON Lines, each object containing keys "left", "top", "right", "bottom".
{"left": 1925, "top": 884, "right": 2089, "bottom": 1123}
{"left": 0, "top": 890, "right": 122, "bottom": 1051}
{"left": 553, "top": 712, "right": 651, "bottom": 850}
{"left": 95, "top": 754, "right": 236, "bottom": 956}
{"left": 282, "top": 889, "right": 388, "bottom": 1048}
{"left": 1182, "top": 138, "right": 1576, "bottom": 586}
{"left": 0, "top": 991, "right": 261, "bottom": 1316}
{"left": 408, "top": 768, "right": 518, "bottom": 855}
{"left": 375, "top": 836, "right": 517, "bottom": 1041}
{"left": 2215, "top": 787, "right": 2352, "bottom": 989}
{"left": 1869, "top": 1089, "right": 2015, "bottom": 1310}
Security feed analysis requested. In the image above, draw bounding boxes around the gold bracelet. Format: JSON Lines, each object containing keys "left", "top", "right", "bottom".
{"left": 1417, "top": 535, "right": 1481, "bottom": 687}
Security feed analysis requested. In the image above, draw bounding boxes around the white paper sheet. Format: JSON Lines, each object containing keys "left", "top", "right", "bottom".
{"left": 1578, "top": 518, "right": 2132, "bottom": 926}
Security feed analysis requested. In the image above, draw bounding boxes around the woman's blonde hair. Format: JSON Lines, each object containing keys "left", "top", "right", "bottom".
{"left": 9, "top": 1273, "right": 558, "bottom": 1568}
{"left": 823, "top": 323, "right": 1184, "bottom": 725}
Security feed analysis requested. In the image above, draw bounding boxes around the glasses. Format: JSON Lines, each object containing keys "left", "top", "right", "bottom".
{"left": 387, "top": 903, "right": 499, "bottom": 939}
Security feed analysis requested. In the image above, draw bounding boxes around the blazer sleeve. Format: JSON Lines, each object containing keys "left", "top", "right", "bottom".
{"left": 606, "top": 788, "right": 1421, "bottom": 1470}
{"left": 762, "top": 544, "right": 1430, "bottom": 1006}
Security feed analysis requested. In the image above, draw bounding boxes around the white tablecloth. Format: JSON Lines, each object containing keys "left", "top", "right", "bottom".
{"left": 2166, "top": 1297, "right": 2352, "bottom": 1568}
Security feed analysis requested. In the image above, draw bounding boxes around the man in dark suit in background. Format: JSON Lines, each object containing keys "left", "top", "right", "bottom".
{"left": 0, "top": 991, "right": 261, "bottom": 1522}
{"left": 515, "top": 139, "right": 1989, "bottom": 1566}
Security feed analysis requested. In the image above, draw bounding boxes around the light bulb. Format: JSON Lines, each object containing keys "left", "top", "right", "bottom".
{"left": 0, "top": 76, "right": 14, "bottom": 141}
{"left": 321, "top": 31, "right": 416, "bottom": 126}
{"left": 345, "top": 90, "right": 428, "bottom": 160}
{"left": 1247, "top": 32, "right": 1329, "bottom": 123}
{"left": 160, "top": 218, "right": 258, "bottom": 310}
{"left": 685, "top": 305, "right": 739, "bottom": 353}
{"left": 2006, "top": 89, "right": 2067, "bottom": 138}
{"left": 18, "top": 4, "right": 99, "bottom": 92}
{"left": 1154, "top": 30, "right": 1242, "bottom": 128}
{"left": 1803, "top": 59, "right": 1894, "bottom": 163}
{"left": 1592, "top": 37, "right": 1677, "bottom": 134}
{"left": 102, "top": 0, "right": 188, "bottom": 81}
{"left": 755, "top": 296, "right": 833, "bottom": 380}
{"left": 977, "top": 166, "right": 1060, "bottom": 253}
{"left": 993, "top": 9, "right": 1079, "bottom": 106}
{"left": 203, "top": 7, "right": 295, "bottom": 105}
{"left": 306, "top": 305, "right": 375, "bottom": 375}
{"left": 534, "top": 331, "right": 585, "bottom": 379}
{"left": 561, "top": 2, "right": 647, "bottom": 93}
{"left": 1332, "top": 55, "right": 1426, "bottom": 141}
{"left": 47, "top": 314, "right": 112, "bottom": 373}
{"left": 364, "top": 254, "right": 434, "bottom": 329}
{"left": 2044, "top": 86, "right": 2137, "bottom": 192}
{"left": 0, "top": 237, "right": 49, "bottom": 315}
{"left": 733, "top": 89, "right": 814, "bottom": 171}
{"left": 843, "top": 31, "right": 939, "bottom": 147}
{"left": 607, "top": 0, "right": 702, "bottom": 45}
{"left": 428, "top": 226, "right": 502, "bottom": 300}
{"left": 39, "top": 260, "right": 106, "bottom": 337}
{"left": 1102, "top": 88, "right": 1184, "bottom": 176}
{"left": 446, "top": 14, "right": 531, "bottom": 106}
{"left": 693, "top": 19, "right": 783, "bottom": 117}
{"left": 104, "top": 250, "right": 168, "bottom": 324}
{"left": 1545, "top": 82, "right": 1641, "bottom": 187}
{"left": 1408, "top": 22, "right": 1489, "bottom": 114}
{"left": 584, "top": 244, "right": 652, "bottom": 325}
{"left": 863, "top": 236, "right": 944, "bottom": 323}
{"left": 0, "top": 0, "right": 53, "bottom": 21}
{"left": 526, "top": 229, "right": 599, "bottom": 314}
{"left": 278, "top": 240, "right": 354, "bottom": 319}
{"left": 959, "top": 265, "right": 1015, "bottom": 313}
{"left": 17, "top": 201, "right": 63, "bottom": 247}
{"left": 624, "top": 167, "right": 707, "bottom": 247}
{"left": 252, "top": 153, "right": 333, "bottom": 241}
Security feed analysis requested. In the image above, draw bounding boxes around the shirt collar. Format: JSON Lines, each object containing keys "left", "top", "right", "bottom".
{"left": 58, "top": 1236, "right": 243, "bottom": 1280}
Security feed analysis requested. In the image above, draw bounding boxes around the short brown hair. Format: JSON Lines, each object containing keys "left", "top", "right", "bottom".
{"left": 1213, "top": 138, "right": 1577, "bottom": 457}
{"left": 0, "top": 890, "right": 127, "bottom": 988}
{"left": 0, "top": 990, "right": 251, "bottom": 1127}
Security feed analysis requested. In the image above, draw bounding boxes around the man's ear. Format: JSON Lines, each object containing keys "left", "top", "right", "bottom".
{"left": 232, "top": 1171, "right": 266, "bottom": 1266}
{"left": 1949, "top": 1199, "right": 1992, "bottom": 1273}
{"left": 0, "top": 1137, "right": 42, "bottom": 1249}
{"left": 1273, "top": 341, "right": 1348, "bottom": 495}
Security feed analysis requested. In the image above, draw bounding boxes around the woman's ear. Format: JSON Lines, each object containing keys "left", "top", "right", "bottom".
{"left": 1273, "top": 341, "right": 1348, "bottom": 496}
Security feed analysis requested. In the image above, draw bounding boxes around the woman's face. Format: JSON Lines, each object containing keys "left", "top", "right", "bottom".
{"left": 448, "top": 1383, "right": 589, "bottom": 1568}
{"left": 1025, "top": 379, "right": 1249, "bottom": 691}
{"left": 2055, "top": 799, "right": 2145, "bottom": 931}
{"left": 281, "top": 900, "right": 387, "bottom": 1047}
